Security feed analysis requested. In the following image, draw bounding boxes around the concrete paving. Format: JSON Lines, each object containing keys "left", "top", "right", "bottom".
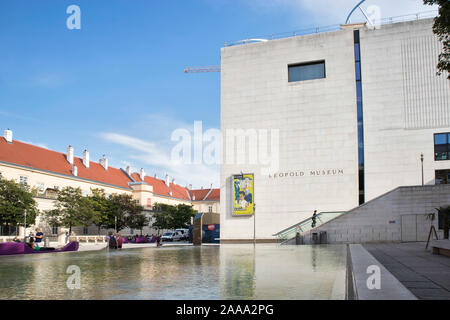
{"left": 349, "top": 244, "right": 417, "bottom": 300}
{"left": 364, "top": 242, "right": 450, "bottom": 300}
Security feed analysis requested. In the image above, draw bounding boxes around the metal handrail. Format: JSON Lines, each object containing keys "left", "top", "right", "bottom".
{"left": 273, "top": 211, "right": 343, "bottom": 237}
{"left": 225, "top": 10, "right": 438, "bottom": 47}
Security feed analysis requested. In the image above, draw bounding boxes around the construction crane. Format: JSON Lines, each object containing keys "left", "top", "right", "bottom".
{"left": 184, "top": 66, "right": 221, "bottom": 73}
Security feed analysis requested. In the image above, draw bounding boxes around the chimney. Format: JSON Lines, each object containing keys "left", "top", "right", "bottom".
{"left": 210, "top": 183, "right": 213, "bottom": 189}
{"left": 165, "top": 174, "right": 170, "bottom": 187}
{"left": 154, "top": 173, "right": 158, "bottom": 179}
{"left": 126, "top": 166, "right": 131, "bottom": 176}
{"left": 72, "top": 165, "right": 78, "bottom": 177}
{"left": 3, "top": 129, "right": 12, "bottom": 143}
{"left": 99, "top": 155, "right": 108, "bottom": 170}
{"left": 201, "top": 186, "right": 203, "bottom": 189}
{"left": 140, "top": 168, "right": 146, "bottom": 180}
{"left": 169, "top": 191, "right": 173, "bottom": 197}
{"left": 82, "top": 149, "right": 90, "bottom": 168}
{"left": 172, "top": 178, "right": 176, "bottom": 185}
{"left": 67, "top": 145, "right": 74, "bottom": 165}
{"left": 188, "top": 184, "right": 192, "bottom": 190}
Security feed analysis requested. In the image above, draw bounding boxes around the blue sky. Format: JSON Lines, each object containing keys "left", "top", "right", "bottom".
{"left": 0, "top": 0, "right": 435, "bottom": 188}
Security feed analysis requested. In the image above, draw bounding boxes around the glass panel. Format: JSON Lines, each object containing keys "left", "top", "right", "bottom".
{"left": 355, "top": 62, "right": 361, "bottom": 81}
{"left": 434, "top": 133, "right": 447, "bottom": 145}
{"left": 354, "top": 43, "right": 360, "bottom": 61}
{"left": 356, "top": 81, "right": 363, "bottom": 102}
{"left": 289, "top": 62, "right": 325, "bottom": 82}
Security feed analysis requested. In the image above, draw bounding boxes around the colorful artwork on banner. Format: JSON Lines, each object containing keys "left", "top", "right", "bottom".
{"left": 232, "top": 173, "right": 254, "bottom": 216}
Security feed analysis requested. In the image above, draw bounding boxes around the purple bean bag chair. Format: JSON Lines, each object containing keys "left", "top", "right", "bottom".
{"left": 0, "top": 241, "right": 79, "bottom": 256}
{"left": 135, "top": 237, "right": 148, "bottom": 243}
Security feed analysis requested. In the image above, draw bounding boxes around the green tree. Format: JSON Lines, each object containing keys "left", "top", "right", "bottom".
{"left": 127, "top": 213, "right": 149, "bottom": 235}
{"left": 105, "top": 193, "right": 143, "bottom": 231}
{"left": 171, "top": 204, "right": 196, "bottom": 229}
{"left": 153, "top": 203, "right": 196, "bottom": 231}
{"left": 44, "top": 187, "right": 92, "bottom": 235}
{"left": 87, "top": 188, "right": 110, "bottom": 233}
{"left": 0, "top": 179, "right": 38, "bottom": 234}
{"left": 424, "top": 0, "right": 450, "bottom": 78}
{"left": 152, "top": 203, "right": 173, "bottom": 232}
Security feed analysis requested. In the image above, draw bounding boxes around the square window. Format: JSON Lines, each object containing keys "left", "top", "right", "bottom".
{"left": 435, "top": 133, "right": 447, "bottom": 145}
{"left": 288, "top": 61, "right": 325, "bottom": 82}
{"left": 435, "top": 133, "right": 450, "bottom": 161}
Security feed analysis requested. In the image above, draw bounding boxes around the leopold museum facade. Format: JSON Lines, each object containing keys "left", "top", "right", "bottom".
{"left": 220, "top": 18, "right": 450, "bottom": 242}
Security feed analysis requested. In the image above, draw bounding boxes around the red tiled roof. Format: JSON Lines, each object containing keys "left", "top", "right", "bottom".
{"left": 188, "top": 189, "right": 210, "bottom": 201}
{"left": 189, "top": 188, "right": 220, "bottom": 201}
{"left": 131, "top": 173, "right": 190, "bottom": 200}
{"left": 205, "top": 188, "right": 220, "bottom": 201}
{"left": 0, "top": 139, "right": 133, "bottom": 189}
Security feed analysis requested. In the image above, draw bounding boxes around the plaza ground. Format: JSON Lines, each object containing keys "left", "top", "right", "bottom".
{"left": 364, "top": 242, "right": 450, "bottom": 300}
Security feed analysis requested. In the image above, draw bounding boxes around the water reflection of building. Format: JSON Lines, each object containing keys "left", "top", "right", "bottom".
{"left": 219, "top": 245, "right": 346, "bottom": 299}
{"left": 0, "top": 130, "right": 219, "bottom": 241}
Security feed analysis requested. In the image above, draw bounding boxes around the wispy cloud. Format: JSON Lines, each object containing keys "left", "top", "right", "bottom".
{"left": 236, "top": 0, "right": 436, "bottom": 24}
{"left": 99, "top": 114, "right": 219, "bottom": 188}
{"left": 28, "top": 73, "right": 63, "bottom": 88}
{"left": 21, "top": 140, "right": 49, "bottom": 149}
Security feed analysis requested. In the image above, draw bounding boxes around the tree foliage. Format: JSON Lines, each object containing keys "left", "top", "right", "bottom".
{"left": 105, "top": 193, "right": 144, "bottom": 231}
{"left": 87, "top": 188, "right": 110, "bottom": 233}
{"left": 44, "top": 187, "right": 92, "bottom": 234}
{"left": 152, "top": 203, "right": 196, "bottom": 231}
{"left": 0, "top": 179, "right": 38, "bottom": 229}
{"left": 424, "top": 0, "right": 450, "bottom": 78}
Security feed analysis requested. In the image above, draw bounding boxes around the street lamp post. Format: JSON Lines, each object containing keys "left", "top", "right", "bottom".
{"left": 23, "top": 209, "right": 27, "bottom": 242}
{"left": 421, "top": 153, "right": 424, "bottom": 186}
{"left": 115, "top": 216, "right": 117, "bottom": 233}
{"left": 253, "top": 204, "right": 256, "bottom": 246}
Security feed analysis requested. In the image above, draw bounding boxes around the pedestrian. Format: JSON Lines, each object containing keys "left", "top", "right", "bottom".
{"left": 116, "top": 233, "right": 123, "bottom": 249}
{"left": 156, "top": 234, "right": 162, "bottom": 247}
{"left": 107, "top": 231, "right": 117, "bottom": 250}
{"left": 34, "top": 228, "right": 44, "bottom": 249}
{"left": 311, "top": 210, "right": 317, "bottom": 228}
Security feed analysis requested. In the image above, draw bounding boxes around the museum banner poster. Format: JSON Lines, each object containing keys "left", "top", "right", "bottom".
{"left": 232, "top": 173, "right": 254, "bottom": 216}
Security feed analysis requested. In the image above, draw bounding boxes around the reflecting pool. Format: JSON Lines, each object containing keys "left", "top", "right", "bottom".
{"left": 0, "top": 244, "right": 347, "bottom": 300}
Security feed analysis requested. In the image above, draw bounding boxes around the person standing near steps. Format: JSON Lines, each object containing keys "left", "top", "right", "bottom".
{"left": 311, "top": 210, "right": 317, "bottom": 228}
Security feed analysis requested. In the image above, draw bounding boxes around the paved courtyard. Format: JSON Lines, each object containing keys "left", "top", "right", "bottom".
{"left": 364, "top": 242, "right": 450, "bottom": 300}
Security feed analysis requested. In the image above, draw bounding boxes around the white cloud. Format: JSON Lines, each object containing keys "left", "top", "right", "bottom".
{"left": 100, "top": 122, "right": 220, "bottom": 189}
{"left": 238, "top": 0, "right": 436, "bottom": 25}
{"left": 21, "top": 140, "right": 49, "bottom": 149}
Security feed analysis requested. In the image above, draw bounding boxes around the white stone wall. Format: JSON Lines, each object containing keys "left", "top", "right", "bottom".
{"left": 303, "top": 185, "right": 450, "bottom": 244}
{"left": 221, "top": 28, "right": 359, "bottom": 240}
{"left": 361, "top": 19, "right": 450, "bottom": 201}
{"left": 220, "top": 18, "right": 450, "bottom": 241}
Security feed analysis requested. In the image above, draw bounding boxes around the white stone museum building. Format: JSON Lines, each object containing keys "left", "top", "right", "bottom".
{"left": 220, "top": 18, "right": 450, "bottom": 243}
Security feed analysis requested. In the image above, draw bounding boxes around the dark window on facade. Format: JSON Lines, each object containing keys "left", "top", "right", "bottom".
{"left": 288, "top": 61, "right": 326, "bottom": 82}
{"left": 354, "top": 29, "right": 365, "bottom": 205}
{"left": 52, "top": 226, "right": 58, "bottom": 235}
{"left": 82, "top": 227, "right": 88, "bottom": 235}
{"left": 434, "top": 133, "right": 450, "bottom": 161}
{"left": 435, "top": 169, "right": 450, "bottom": 185}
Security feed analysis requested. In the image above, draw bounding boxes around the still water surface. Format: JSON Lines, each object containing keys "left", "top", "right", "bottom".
{"left": 0, "top": 244, "right": 346, "bottom": 299}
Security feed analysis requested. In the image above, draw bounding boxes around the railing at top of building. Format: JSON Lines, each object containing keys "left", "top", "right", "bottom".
{"left": 224, "top": 10, "right": 438, "bottom": 47}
